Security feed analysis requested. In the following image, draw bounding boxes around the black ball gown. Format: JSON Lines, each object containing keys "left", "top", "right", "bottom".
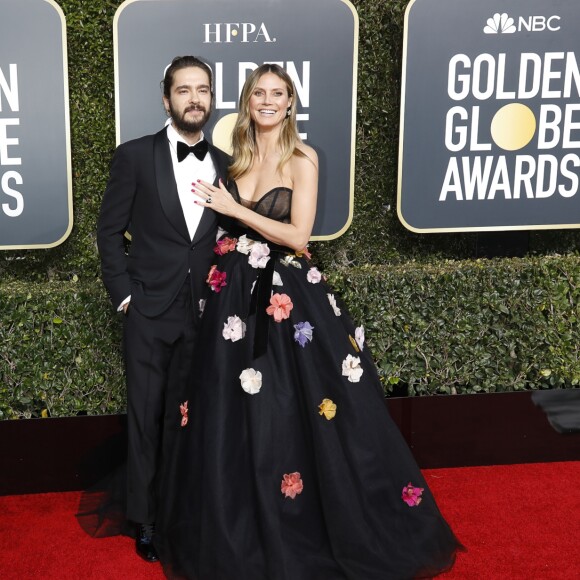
{"left": 154, "top": 184, "right": 463, "bottom": 580}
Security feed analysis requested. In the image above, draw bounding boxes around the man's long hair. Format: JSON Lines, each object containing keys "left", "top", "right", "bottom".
{"left": 161, "top": 56, "right": 214, "bottom": 98}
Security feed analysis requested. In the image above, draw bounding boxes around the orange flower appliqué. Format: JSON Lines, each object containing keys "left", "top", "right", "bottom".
{"left": 266, "top": 293, "right": 293, "bottom": 322}
{"left": 281, "top": 472, "right": 304, "bottom": 499}
{"left": 214, "top": 236, "right": 238, "bottom": 255}
{"left": 180, "top": 401, "right": 189, "bottom": 427}
{"left": 295, "top": 246, "right": 312, "bottom": 260}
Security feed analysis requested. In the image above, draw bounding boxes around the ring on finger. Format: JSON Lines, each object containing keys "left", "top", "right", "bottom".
{"left": 206, "top": 195, "right": 213, "bottom": 204}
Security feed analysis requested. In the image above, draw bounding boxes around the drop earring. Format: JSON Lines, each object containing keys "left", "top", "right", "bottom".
{"left": 286, "top": 106, "right": 291, "bottom": 118}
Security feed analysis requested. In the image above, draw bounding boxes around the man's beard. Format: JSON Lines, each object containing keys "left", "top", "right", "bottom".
{"left": 169, "top": 102, "right": 212, "bottom": 135}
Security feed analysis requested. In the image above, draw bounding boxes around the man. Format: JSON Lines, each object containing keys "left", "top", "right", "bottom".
{"left": 97, "top": 56, "right": 230, "bottom": 562}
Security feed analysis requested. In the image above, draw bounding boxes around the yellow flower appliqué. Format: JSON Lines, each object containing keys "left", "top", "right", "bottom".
{"left": 349, "top": 334, "right": 360, "bottom": 352}
{"left": 318, "top": 398, "right": 337, "bottom": 420}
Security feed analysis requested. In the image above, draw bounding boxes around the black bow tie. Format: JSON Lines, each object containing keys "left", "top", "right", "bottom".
{"left": 176, "top": 139, "right": 209, "bottom": 162}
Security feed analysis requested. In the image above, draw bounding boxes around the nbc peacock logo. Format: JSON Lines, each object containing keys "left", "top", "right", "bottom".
{"left": 483, "top": 13, "right": 516, "bottom": 34}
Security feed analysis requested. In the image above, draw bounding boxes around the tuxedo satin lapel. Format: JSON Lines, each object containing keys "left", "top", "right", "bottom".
{"left": 191, "top": 202, "right": 217, "bottom": 245}
{"left": 154, "top": 130, "right": 190, "bottom": 241}
{"left": 209, "top": 144, "right": 230, "bottom": 183}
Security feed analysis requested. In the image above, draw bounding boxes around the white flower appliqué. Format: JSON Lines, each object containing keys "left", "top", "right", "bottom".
{"left": 236, "top": 234, "right": 255, "bottom": 255}
{"left": 239, "top": 368, "right": 263, "bottom": 394}
{"left": 222, "top": 315, "right": 246, "bottom": 342}
{"left": 342, "top": 354, "right": 364, "bottom": 383}
{"left": 327, "top": 293, "right": 341, "bottom": 316}
{"left": 355, "top": 326, "right": 365, "bottom": 351}
{"left": 272, "top": 271, "right": 283, "bottom": 286}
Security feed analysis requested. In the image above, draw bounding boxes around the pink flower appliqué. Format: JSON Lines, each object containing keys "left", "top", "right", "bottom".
{"left": 281, "top": 472, "right": 304, "bottom": 499}
{"left": 402, "top": 482, "right": 424, "bottom": 506}
{"left": 307, "top": 267, "right": 322, "bottom": 284}
{"left": 214, "top": 236, "right": 238, "bottom": 255}
{"left": 180, "top": 401, "right": 189, "bottom": 427}
{"left": 206, "top": 265, "right": 227, "bottom": 293}
{"left": 266, "top": 293, "right": 293, "bottom": 322}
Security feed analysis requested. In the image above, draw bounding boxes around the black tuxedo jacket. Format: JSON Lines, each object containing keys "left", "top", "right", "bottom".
{"left": 97, "top": 127, "right": 231, "bottom": 318}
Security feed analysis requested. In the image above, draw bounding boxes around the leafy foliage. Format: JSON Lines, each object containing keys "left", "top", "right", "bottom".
{"left": 0, "top": 282, "right": 124, "bottom": 419}
{"left": 328, "top": 256, "right": 580, "bottom": 395}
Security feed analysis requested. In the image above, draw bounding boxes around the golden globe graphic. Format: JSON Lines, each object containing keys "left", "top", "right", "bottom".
{"left": 398, "top": 0, "right": 580, "bottom": 231}
{"left": 212, "top": 113, "right": 238, "bottom": 156}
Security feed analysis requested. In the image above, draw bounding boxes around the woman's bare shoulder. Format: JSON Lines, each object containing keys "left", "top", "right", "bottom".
{"left": 294, "top": 142, "right": 318, "bottom": 168}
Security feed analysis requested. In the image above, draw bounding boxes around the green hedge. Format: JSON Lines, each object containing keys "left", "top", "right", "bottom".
{"left": 0, "top": 281, "right": 124, "bottom": 419}
{"left": 2, "top": 255, "right": 579, "bottom": 418}
{"left": 328, "top": 255, "right": 580, "bottom": 396}
{"left": 1, "top": 0, "right": 579, "bottom": 418}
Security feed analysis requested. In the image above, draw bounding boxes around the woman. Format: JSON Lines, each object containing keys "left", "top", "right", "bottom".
{"left": 154, "top": 64, "right": 462, "bottom": 579}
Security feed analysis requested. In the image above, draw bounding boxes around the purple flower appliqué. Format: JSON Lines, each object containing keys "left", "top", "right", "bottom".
{"left": 294, "top": 321, "right": 314, "bottom": 347}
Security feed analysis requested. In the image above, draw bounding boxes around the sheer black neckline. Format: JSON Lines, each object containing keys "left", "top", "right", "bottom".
{"left": 234, "top": 184, "right": 293, "bottom": 208}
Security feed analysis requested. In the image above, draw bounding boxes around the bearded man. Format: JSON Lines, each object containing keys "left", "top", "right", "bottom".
{"left": 97, "top": 55, "right": 230, "bottom": 562}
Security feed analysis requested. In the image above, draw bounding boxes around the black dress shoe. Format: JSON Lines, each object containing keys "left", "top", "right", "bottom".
{"left": 136, "top": 523, "right": 159, "bottom": 563}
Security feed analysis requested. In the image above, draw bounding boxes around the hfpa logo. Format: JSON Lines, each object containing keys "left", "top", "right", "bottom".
{"left": 483, "top": 12, "right": 561, "bottom": 34}
{"left": 203, "top": 22, "right": 276, "bottom": 43}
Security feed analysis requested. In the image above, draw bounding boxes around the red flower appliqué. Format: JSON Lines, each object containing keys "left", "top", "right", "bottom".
{"left": 402, "top": 482, "right": 424, "bottom": 506}
{"left": 206, "top": 265, "right": 227, "bottom": 293}
{"left": 214, "top": 237, "right": 238, "bottom": 256}
{"left": 180, "top": 401, "right": 189, "bottom": 427}
{"left": 281, "top": 472, "right": 304, "bottom": 499}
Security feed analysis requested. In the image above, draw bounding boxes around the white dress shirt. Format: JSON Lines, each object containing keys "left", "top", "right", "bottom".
{"left": 166, "top": 123, "right": 217, "bottom": 240}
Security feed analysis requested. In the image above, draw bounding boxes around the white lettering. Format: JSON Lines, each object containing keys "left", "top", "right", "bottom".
{"left": 513, "top": 156, "right": 536, "bottom": 199}
{"left": 0, "top": 64, "right": 19, "bottom": 112}
{"left": 203, "top": 23, "right": 221, "bottom": 43}
{"left": 215, "top": 62, "right": 236, "bottom": 109}
{"left": 445, "top": 107, "right": 468, "bottom": 152}
{"left": 0, "top": 118, "right": 21, "bottom": 165}
{"left": 537, "top": 104, "right": 561, "bottom": 149}
{"left": 448, "top": 54, "right": 471, "bottom": 101}
{"left": 535, "top": 155, "right": 558, "bottom": 198}
{"left": 563, "top": 104, "right": 580, "bottom": 148}
{"left": 1, "top": 170, "right": 23, "bottom": 217}
{"left": 559, "top": 154, "right": 580, "bottom": 197}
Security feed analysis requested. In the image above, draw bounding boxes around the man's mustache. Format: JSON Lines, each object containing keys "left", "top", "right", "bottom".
{"left": 184, "top": 105, "right": 206, "bottom": 114}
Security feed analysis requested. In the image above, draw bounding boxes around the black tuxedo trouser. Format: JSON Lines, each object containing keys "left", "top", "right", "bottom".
{"left": 123, "top": 276, "right": 197, "bottom": 524}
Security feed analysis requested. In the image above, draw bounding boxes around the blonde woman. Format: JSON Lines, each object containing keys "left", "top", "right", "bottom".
{"left": 155, "top": 64, "right": 462, "bottom": 580}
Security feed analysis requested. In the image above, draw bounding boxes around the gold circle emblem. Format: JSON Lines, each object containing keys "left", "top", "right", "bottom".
{"left": 490, "top": 103, "right": 536, "bottom": 151}
{"left": 211, "top": 113, "right": 238, "bottom": 156}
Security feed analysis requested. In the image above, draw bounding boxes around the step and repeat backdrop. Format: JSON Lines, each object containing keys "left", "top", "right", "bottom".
{"left": 3, "top": 0, "right": 580, "bottom": 246}
{"left": 399, "top": 0, "right": 580, "bottom": 232}
{"left": 0, "top": 0, "right": 71, "bottom": 249}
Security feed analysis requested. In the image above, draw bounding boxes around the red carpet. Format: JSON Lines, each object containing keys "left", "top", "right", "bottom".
{"left": 0, "top": 462, "right": 578, "bottom": 579}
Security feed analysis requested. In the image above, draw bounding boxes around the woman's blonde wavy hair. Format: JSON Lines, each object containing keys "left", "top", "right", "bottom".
{"left": 229, "top": 64, "right": 305, "bottom": 181}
